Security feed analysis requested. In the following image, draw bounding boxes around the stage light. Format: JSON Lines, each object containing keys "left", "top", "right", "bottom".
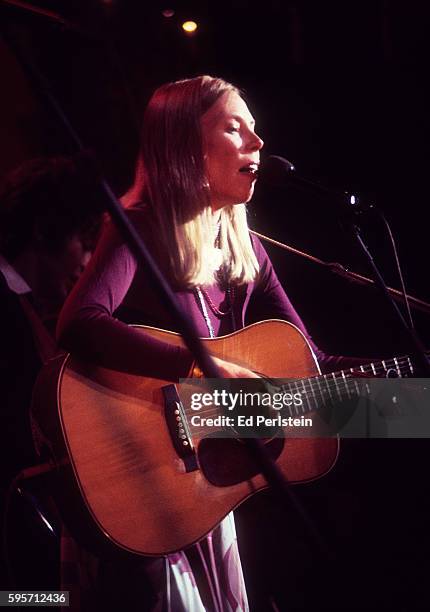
{"left": 162, "top": 9, "right": 175, "bottom": 18}
{"left": 182, "top": 20, "right": 198, "bottom": 34}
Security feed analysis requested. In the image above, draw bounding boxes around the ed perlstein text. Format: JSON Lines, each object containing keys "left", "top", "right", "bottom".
{"left": 189, "top": 389, "right": 313, "bottom": 429}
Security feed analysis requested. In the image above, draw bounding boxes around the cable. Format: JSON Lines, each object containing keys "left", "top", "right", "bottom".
{"left": 1, "top": 463, "right": 58, "bottom": 587}
{"left": 376, "top": 210, "right": 415, "bottom": 330}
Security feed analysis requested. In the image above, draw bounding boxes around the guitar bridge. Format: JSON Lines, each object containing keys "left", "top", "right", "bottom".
{"left": 162, "top": 384, "right": 198, "bottom": 472}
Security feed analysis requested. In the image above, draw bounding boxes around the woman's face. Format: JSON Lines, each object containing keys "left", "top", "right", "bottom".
{"left": 201, "top": 91, "right": 264, "bottom": 212}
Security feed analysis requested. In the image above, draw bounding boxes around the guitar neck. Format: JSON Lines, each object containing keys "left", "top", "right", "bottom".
{"left": 277, "top": 353, "right": 420, "bottom": 417}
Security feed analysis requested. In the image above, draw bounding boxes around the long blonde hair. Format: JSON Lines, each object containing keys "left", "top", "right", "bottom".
{"left": 124, "top": 75, "right": 259, "bottom": 288}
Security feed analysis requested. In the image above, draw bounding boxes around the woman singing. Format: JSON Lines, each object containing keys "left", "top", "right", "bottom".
{"left": 57, "top": 75, "right": 356, "bottom": 611}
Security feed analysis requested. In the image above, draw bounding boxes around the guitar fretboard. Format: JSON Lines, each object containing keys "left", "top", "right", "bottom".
{"left": 277, "top": 354, "right": 417, "bottom": 417}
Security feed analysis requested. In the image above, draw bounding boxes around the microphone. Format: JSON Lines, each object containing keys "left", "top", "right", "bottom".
{"left": 259, "top": 155, "right": 372, "bottom": 213}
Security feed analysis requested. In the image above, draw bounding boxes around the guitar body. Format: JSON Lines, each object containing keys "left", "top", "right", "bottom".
{"left": 32, "top": 319, "right": 338, "bottom": 557}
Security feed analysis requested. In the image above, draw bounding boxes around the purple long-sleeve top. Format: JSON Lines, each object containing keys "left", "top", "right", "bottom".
{"left": 57, "top": 207, "right": 356, "bottom": 379}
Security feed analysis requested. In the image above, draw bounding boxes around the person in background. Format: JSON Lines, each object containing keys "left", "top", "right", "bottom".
{"left": 0, "top": 155, "right": 103, "bottom": 589}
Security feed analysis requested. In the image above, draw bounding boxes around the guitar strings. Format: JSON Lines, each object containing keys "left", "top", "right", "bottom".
{"left": 181, "top": 354, "right": 417, "bottom": 424}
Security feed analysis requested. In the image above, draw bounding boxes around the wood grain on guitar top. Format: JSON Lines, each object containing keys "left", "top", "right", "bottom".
{"left": 33, "top": 320, "right": 339, "bottom": 556}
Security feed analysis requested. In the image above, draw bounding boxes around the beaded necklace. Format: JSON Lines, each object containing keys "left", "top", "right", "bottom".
{"left": 194, "top": 283, "right": 235, "bottom": 338}
{"left": 193, "top": 218, "right": 236, "bottom": 337}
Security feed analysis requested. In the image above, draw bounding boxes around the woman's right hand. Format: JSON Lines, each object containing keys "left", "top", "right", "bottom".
{"left": 211, "top": 356, "right": 260, "bottom": 379}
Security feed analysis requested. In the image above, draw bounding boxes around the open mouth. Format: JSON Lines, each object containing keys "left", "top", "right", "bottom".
{"left": 239, "top": 163, "right": 259, "bottom": 176}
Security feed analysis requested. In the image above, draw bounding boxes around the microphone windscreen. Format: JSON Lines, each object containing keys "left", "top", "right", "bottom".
{"left": 259, "top": 155, "right": 295, "bottom": 186}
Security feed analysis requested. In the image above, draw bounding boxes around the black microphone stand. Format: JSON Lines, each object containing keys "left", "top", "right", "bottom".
{"left": 0, "top": 3, "right": 329, "bottom": 558}
{"left": 264, "top": 159, "right": 430, "bottom": 376}
{"left": 348, "top": 217, "right": 430, "bottom": 376}
{"left": 250, "top": 229, "right": 430, "bottom": 316}
{"left": 323, "top": 187, "right": 430, "bottom": 377}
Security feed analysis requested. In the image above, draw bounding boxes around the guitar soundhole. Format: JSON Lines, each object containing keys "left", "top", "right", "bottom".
{"left": 197, "top": 436, "right": 284, "bottom": 486}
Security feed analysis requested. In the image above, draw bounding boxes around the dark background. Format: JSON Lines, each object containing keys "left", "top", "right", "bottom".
{"left": 1, "top": 1, "right": 430, "bottom": 609}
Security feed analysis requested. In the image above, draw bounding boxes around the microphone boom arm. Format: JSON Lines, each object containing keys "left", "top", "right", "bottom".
{"left": 250, "top": 229, "right": 430, "bottom": 316}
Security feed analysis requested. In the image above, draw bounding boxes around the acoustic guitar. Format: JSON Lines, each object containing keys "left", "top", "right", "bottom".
{"left": 31, "top": 319, "right": 415, "bottom": 557}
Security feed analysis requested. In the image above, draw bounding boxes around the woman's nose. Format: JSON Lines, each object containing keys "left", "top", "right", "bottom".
{"left": 255, "top": 133, "right": 264, "bottom": 150}
{"left": 249, "top": 131, "right": 264, "bottom": 151}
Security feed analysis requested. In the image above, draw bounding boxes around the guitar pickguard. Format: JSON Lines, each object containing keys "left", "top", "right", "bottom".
{"left": 197, "top": 436, "right": 284, "bottom": 486}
